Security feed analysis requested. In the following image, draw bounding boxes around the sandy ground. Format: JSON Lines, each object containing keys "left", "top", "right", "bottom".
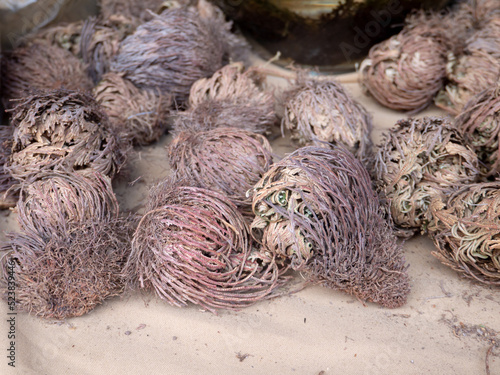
{"left": 0, "top": 76, "right": 499, "bottom": 375}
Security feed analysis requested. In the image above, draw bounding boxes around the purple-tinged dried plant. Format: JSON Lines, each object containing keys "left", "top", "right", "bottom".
{"left": 125, "top": 181, "right": 286, "bottom": 312}
{"left": 168, "top": 127, "right": 273, "bottom": 217}
{"left": 374, "top": 117, "right": 480, "bottom": 237}
{"left": 94, "top": 73, "right": 172, "bottom": 145}
{"left": 429, "top": 182, "right": 500, "bottom": 285}
{"left": 251, "top": 146, "right": 410, "bottom": 308}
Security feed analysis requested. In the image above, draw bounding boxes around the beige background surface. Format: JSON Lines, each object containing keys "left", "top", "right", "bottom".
{"left": 0, "top": 76, "right": 499, "bottom": 375}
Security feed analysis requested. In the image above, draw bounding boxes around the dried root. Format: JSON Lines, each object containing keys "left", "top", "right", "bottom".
{"left": 430, "top": 182, "right": 500, "bottom": 285}
{"left": 94, "top": 73, "right": 172, "bottom": 145}
{"left": 168, "top": 127, "right": 273, "bottom": 217}
{"left": 125, "top": 181, "right": 286, "bottom": 312}
{"left": 251, "top": 146, "right": 410, "bottom": 308}
{"left": 0, "top": 126, "right": 17, "bottom": 209}
{"left": 374, "top": 117, "right": 480, "bottom": 237}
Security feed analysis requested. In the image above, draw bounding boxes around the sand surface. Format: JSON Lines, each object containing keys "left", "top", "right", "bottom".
{"left": 1, "top": 75, "right": 499, "bottom": 375}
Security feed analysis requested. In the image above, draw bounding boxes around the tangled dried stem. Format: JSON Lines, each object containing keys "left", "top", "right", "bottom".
{"left": 1, "top": 43, "right": 93, "bottom": 109}
{"left": 281, "top": 79, "right": 373, "bottom": 163}
{"left": 430, "top": 182, "right": 500, "bottom": 285}
{"left": 99, "top": 0, "right": 167, "bottom": 21}
{"left": 168, "top": 127, "right": 273, "bottom": 217}
{"left": 455, "top": 83, "right": 500, "bottom": 177}
{"left": 251, "top": 146, "right": 410, "bottom": 308}
{"left": 359, "top": 11, "right": 451, "bottom": 112}
{"left": 1, "top": 217, "right": 134, "bottom": 319}
{"left": 125, "top": 181, "right": 286, "bottom": 312}
{"left": 94, "top": 73, "right": 172, "bottom": 145}
{"left": 374, "top": 117, "right": 480, "bottom": 237}
{"left": 7, "top": 90, "right": 122, "bottom": 181}
{"left": 0, "top": 126, "right": 17, "bottom": 209}
{"left": 110, "top": 4, "right": 245, "bottom": 104}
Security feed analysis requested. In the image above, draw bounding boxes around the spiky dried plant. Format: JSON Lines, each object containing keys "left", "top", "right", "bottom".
{"left": 110, "top": 4, "right": 245, "bottom": 104}
{"left": 1, "top": 43, "right": 93, "bottom": 109}
{"left": 429, "top": 182, "right": 500, "bottom": 285}
{"left": 168, "top": 127, "right": 273, "bottom": 217}
{"left": 455, "top": 83, "right": 500, "bottom": 177}
{"left": 124, "top": 181, "right": 286, "bottom": 312}
{"left": 250, "top": 146, "right": 410, "bottom": 308}
{"left": 0, "top": 125, "right": 17, "bottom": 209}
{"left": 94, "top": 73, "right": 172, "bottom": 145}
{"left": 359, "top": 11, "right": 452, "bottom": 112}
{"left": 281, "top": 79, "right": 373, "bottom": 163}
{"left": 15, "top": 171, "right": 119, "bottom": 239}
{"left": 7, "top": 90, "right": 122, "bottom": 181}
{"left": 0, "top": 216, "right": 134, "bottom": 319}
{"left": 374, "top": 117, "right": 480, "bottom": 237}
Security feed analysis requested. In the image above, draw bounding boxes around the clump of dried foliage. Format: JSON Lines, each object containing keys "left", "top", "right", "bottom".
{"left": 7, "top": 90, "right": 122, "bottom": 181}
{"left": 168, "top": 127, "right": 274, "bottom": 217}
{"left": 0, "top": 125, "right": 17, "bottom": 209}
{"left": 374, "top": 117, "right": 480, "bottom": 237}
{"left": 250, "top": 146, "right": 410, "bottom": 308}
{"left": 110, "top": 3, "right": 245, "bottom": 104}
{"left": 281, "top": 79, "right": 373, "bottom": 163}
{"left": 1, "top": 43, "right": 93, "bottom": 109}
{"left": 429, "top": 182, "right": 500, "bottom": 285}
{"left": 125, "top": 181, "right": 286, "bottom": 312}
{"left": 94, "top": 72, "right": 172, "bottom": 145}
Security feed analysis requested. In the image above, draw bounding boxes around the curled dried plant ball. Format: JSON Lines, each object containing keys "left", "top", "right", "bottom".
{"left": 281, "top": 79, "right": 373, "bottom": 162}
{"left": 80, "top": 15, "right": 139, "bottom": 83}
{"left": 16, "top": 171, "right": 119, "bottom": 239}
{"left": 1, "top": 217, "right": 134, "bottom": 319}
{"left": 7, "top": 90, "right": 121, "bottom": 181}
{"left": 26, "top": 21, "right": 84, "bottom": 55}
{"left": 455, "top": 84, "right": 500, "bottom": 177}
{"left": 374, "top": 117, "right": 480, "bottom": 237}
{"left": 174, "top": 99, "right": 272, "bottom": 134}
{"left": 99, "top": 0, "right": 167, "bottom": 21}
{"left": 251, "top": 146, "right": 410, "bottom": 308}
{"left": 429, "top": 182, "right": 500, "bottom": 285}
{"left": 1, "top": 43, "right": 93, "bottom": 109}
{"left": 168, "top": 127, "right": 273, "bottom": 216}
{"left": 0, "top": 126, "right": 17, "bottom": 209}
{"left": 125, "top": 182, "right": 284, "bottom": 312}
{"left": 359, "top": 13, "right": 450, "bottom": 112}
{"left": 110, "top": 5, "right": 244, "bottom": 104}
{"left": 94, "top": 73, "right": 171, "bottom": 145}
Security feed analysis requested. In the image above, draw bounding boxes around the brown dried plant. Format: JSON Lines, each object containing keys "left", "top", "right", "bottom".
{"left": 110, "top": 5, "right": 245, "bottom": 104}
{"left": 1, "top": 217, "right": 134, "bottom": 319}
{"left": 0, "top": 125, "right": 17, "bottom": 209}
{"left": 374, "top": 117, "right": 480, "bottom": 237}
{"left": 1, "top": 43, "right": 93, "bottom": 109}
{"left": 99, "top": 0, "right": 167, "bottom": 21}
{"left": 250, "top": 146, "right": 410, "bottom": 308}
{"left": 281, "top": 79, "right": 373, "bottom": 163}
{"left": 124, "top": 181, "right": 286, "bottom": 312}
{"left": 94, "top": 73, "right": 172, "bottom": 145}
{"left": 168, "top": 127, "right": 274, "bottom": 217}
{"left": 429, "top": 182, "right": 500, "bottom": 285}
{"left": 26, "top": 21, "right": 84, "bottom": 56}
{"left": 7, "top": 90, "right": 122, "bottom": 181}
{"left": 455, "top": 83, "right": 500, "bottom": 177}
{"left": 359, "top": 11, "right": 451, "bottom": 112}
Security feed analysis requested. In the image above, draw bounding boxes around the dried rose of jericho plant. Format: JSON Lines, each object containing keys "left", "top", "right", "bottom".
{"left": 429, "top": 182, "right": 500, "bottom": 285}
{"left": 94, "top": 73, "right": 171, "bottom": 145}
{"left": 110, "top": 4, "right": 245, "bottom": 104}
{"left": 26, "top": 21, "right": 84, "bottom": 55}
{"left": 250, "top": 146, "right": 410, "bottom": 308}
{"left": 281, "top": 79, "right": 373, "bottom": 162}
{"left": 99, "top": 0, "right": 167, "bottom": 21}
{"left": 0, "top": 126, "right": 17, "bottom": 209}
{"left": 455, "top": 84, "right": 500, "bottom": 177}
{"left": 374, "top": 117, "right": 480, "bottom": 237}
{"left": 1, "top": 43, "right": 93, "bottom": 109}
{"left": 15, "top": 171, "right": 119, "bottom": 239}
{"left": 359, "top": 12, "right": 451, "bottom": 112}
{"left": 168, "top": 127, "right": 273, "bottom": 217}
{"left": 0, "top": 217, "right": 134, "bottom": 319}
{"left": 7, "top": 90, "right": 122, "bottom": 181}
{"left": 124, "top": 181, "right": 285, "bottom": 312}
